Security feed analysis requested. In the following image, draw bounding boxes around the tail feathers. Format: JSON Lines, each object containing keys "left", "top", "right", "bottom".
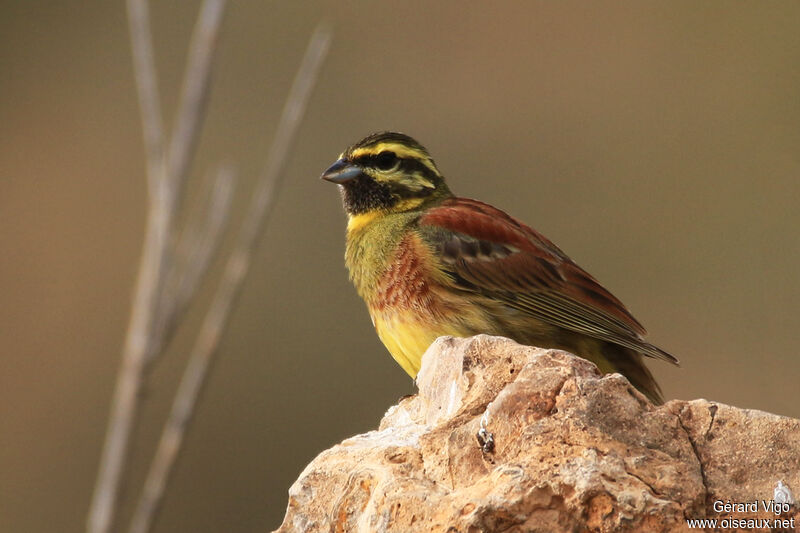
{"left": 603, "top": 343, "right": 664, "bottom": 404}
{"left": 634, "top": 338, "right": 680, "bottom": 366}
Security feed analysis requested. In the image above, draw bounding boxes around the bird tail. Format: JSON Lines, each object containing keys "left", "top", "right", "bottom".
{"left": 602, "top": 343, "right": 664, "bottom": 404}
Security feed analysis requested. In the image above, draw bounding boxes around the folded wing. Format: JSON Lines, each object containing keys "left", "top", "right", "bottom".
{"left": 419, "top": 197, "right": 678, "bottom": 364}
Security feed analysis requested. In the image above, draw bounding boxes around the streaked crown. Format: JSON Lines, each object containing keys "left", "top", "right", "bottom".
{"left": 321, "top": 132, "right": 452, "bottom": 215}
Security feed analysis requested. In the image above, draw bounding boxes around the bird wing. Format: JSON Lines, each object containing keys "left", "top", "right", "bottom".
{"left": 418, "top": 197, "right": 677, "bottom": 364}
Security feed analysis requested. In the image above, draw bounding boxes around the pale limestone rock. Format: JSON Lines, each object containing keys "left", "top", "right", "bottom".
{"left": 276, "top": 335, "right": 800, "bottom": 532}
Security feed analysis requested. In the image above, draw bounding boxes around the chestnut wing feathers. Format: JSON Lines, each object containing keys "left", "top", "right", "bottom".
{"left": 419, "top": 198, "right": 678, "bottom": 364}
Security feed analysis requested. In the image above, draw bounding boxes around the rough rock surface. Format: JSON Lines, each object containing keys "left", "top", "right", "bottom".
{"left": 275, "top": 335, "right": 800, "bottom": 532}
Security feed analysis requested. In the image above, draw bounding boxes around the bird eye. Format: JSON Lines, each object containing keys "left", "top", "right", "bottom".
{"left": 375, "top": 151, "right": 398, "bottom": 171}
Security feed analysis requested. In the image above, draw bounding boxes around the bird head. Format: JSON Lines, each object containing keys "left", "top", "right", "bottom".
{"left": 321, "top": 132, "right": 452, "bottom": 217}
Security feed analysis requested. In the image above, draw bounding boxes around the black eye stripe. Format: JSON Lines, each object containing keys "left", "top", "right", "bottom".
{"left": 355, "top": 151, "right": 398, "bottom": 170}
{"left": 353, "top": 152, "right": 440, "bottom": 184}
{"left": 398, "top": 157, "right": 440, "bottom": 182}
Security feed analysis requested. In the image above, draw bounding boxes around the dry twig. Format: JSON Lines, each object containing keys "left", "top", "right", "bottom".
{"left": 149, "top": 0, "right": 228, "bottom": 362}
{"left": 87, "top": 1, "right": 330, "bottom": 532}
{"left": 128, "top": 26, "right": 331, "bottom": 533}
{"left": 88, "top": 1, "right": 228, "bottom": 532}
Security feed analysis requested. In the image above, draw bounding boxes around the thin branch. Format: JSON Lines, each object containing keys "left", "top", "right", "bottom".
{"left": 166, "top": 0, "right": 226, "bottom": 197}
{"left": 148, "top": 164, "right": 236, "bottom": 362}
{"left": 244, "top": 25, "right": 332, "bottom": 248}
{"left": 126, "top": 26, "right": 332, "bottom": 533}
{"left": 146, "top": 0, "right": 228, "bottom": 361}
{"left": 87, "top": 211, "right": 164, "bottom": 533}
{"left": 125, "top": 0, "right": 166, "bottom": 198}
{"left": 87, "top": 2, "right": 169, "bottom": 532}
{"left": 173, "top": 165, "right": 235, "bottom": 309}
{"left": 87, "top": 2, "right": 228, "bottom": 533}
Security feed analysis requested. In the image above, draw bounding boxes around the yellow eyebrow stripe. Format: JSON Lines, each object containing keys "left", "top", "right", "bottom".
{"left": 350, "top": 142, "right": 438, "bottom": 175}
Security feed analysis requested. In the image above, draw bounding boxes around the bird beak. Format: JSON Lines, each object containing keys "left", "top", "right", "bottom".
{"left": 321, "top": 159, "right": 362, "bottom": 184}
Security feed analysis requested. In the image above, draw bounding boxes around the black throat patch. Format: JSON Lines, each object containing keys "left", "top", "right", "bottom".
{"left": 340, "top": 175, "right": 396, "bottom": 215}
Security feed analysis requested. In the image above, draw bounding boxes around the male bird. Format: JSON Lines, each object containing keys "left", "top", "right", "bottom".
{"left": 322, "top": 132, "right": 677, "bottom": 404}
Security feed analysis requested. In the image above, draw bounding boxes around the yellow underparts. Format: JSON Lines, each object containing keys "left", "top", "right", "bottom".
{"left": 373, "top": 314, "right": 471, "bottom": 378}
{"left": 346, "top": 211, "right": 380, "bottom": 233}
{"left": 371, "top": 285, "right": 498, "bottom": 378}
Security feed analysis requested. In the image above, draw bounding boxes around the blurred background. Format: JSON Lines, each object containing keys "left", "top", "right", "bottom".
{"left": 2, "top": 1, "right": 799, "bottom": 532}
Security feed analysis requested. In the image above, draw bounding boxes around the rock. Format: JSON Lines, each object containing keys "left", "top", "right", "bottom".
{"left": 275, "top": 335, "right": 800, "bottom": 532}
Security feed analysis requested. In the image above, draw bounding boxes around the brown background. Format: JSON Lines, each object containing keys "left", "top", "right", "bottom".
{"left": 2, "top": 2, "right": 799, "bottom": 532}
